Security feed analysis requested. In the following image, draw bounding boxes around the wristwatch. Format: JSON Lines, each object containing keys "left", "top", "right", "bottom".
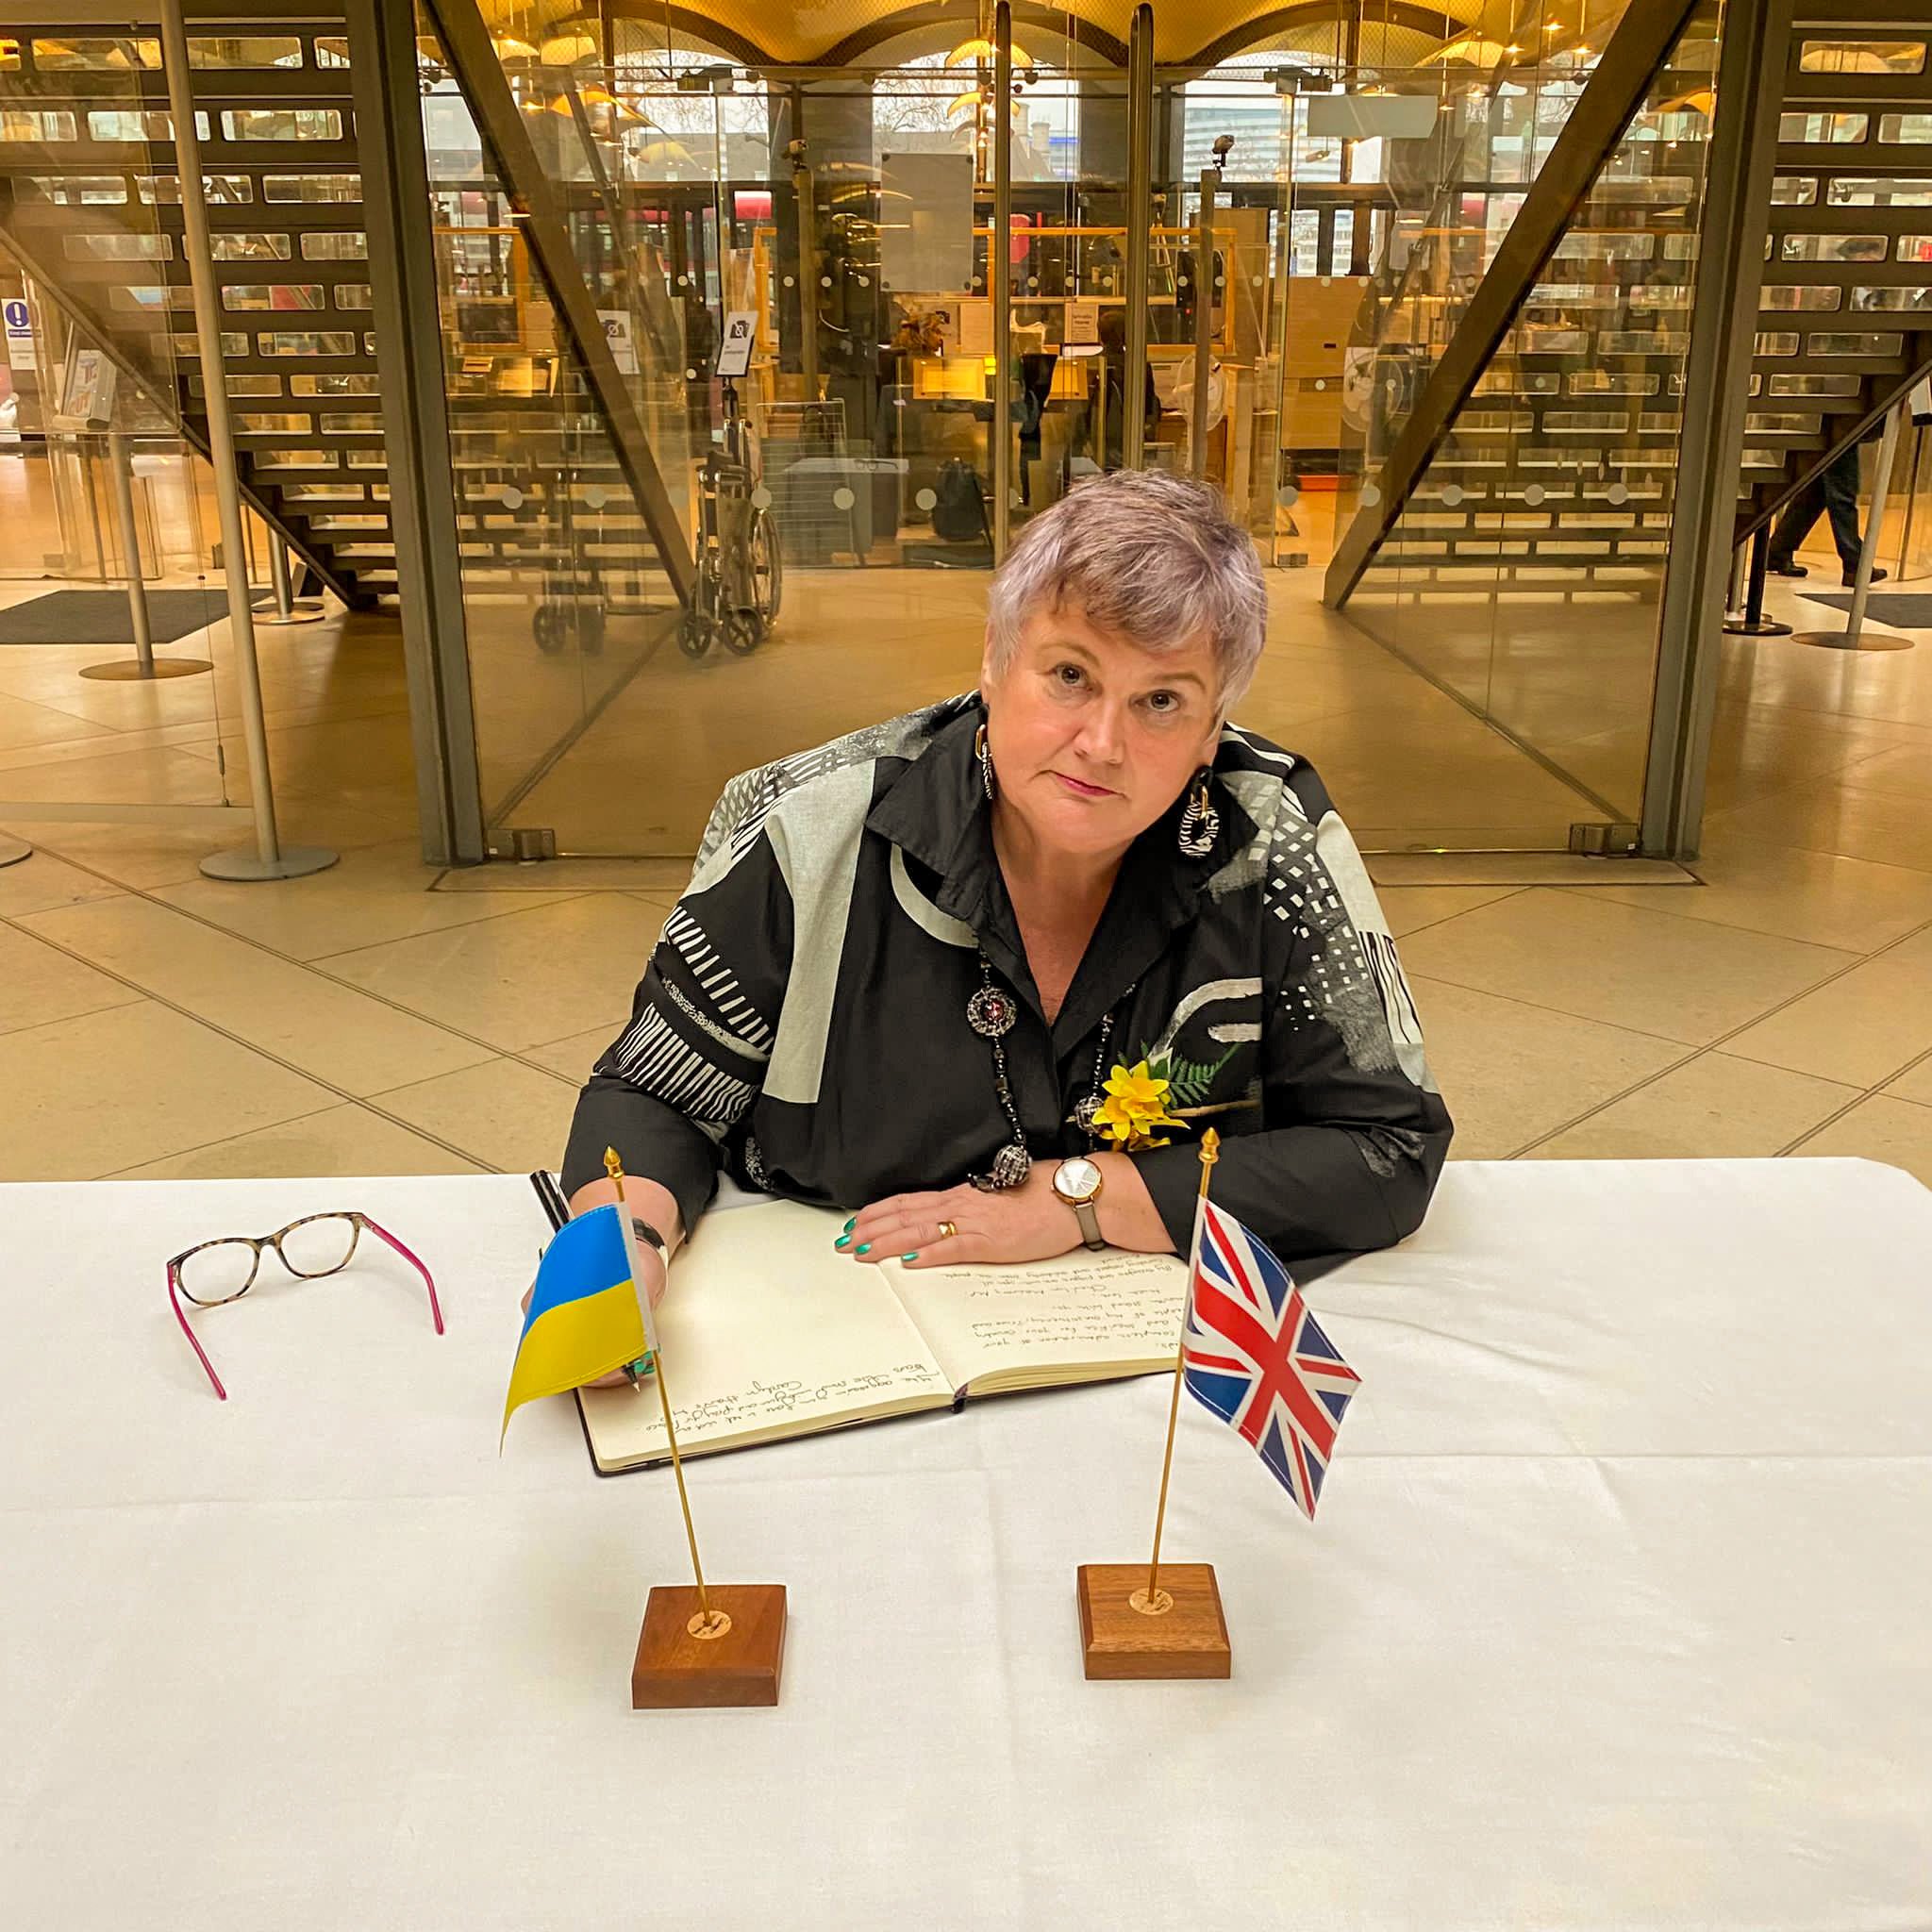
{"left": 1052, "top": 1157, "right": 1107, "bottom": 1251}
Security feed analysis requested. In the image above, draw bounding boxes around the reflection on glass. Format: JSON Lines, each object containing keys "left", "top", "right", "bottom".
{"left": 1344, "top": 6, "right": 1724, "bottom": 841}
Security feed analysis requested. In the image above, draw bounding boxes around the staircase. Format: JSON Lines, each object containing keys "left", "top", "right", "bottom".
{"left": 0, "top": 15, "right": 394, "bottom": 605}
{"left": 1738, "top": 7, "right": 1932, "bottom": 551}
{"left": 1328, "top": 0, "right": 1932, "bottom": 608}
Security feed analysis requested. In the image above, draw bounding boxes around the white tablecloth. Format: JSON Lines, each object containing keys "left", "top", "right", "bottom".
{"left": 4, "top": 1159, "right": 1930, "bottom": 1930}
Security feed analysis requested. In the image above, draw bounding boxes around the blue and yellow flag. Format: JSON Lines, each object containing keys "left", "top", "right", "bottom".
{"left": 502, "top": 1204, "right": 657, "bottom": 1440}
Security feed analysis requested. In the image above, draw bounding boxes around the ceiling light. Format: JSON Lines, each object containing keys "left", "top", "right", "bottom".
{"left": 539, "top": 31, "right": 598, "bottom": 67}
{"left": 945, "top": 37, "right": 1033, "bottom": 67}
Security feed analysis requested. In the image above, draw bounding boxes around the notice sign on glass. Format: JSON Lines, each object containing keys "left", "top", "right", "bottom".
{"left": 878, "top": 151, "right": 974, "bottom": 294}
{"left": 597, "top": 308, "right": 639, "bottom": 376}
{"left": 956, "top": 298, "right": 994, "bottom": 358}
{"left": 716, "top": 310, "right": 756, "bottom": 379}
{"left": 2, "top": 296, "right": 33, "bottom": 373}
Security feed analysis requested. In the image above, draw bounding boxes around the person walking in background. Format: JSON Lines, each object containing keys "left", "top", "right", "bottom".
{"left": 1767, "top": 435, "right": 1889, "bottom": 589}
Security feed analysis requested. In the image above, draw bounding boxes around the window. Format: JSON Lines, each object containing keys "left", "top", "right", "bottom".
{"left": 332, "top": 285, "right": 374, "bottom": 309}
{"left": 20, "top": 175, "right": 126, "bottom": 203}
{"left": 1778, "top": 112, "right": 1867, "bottom": 142}
{"left": 1568, "top": 372, "right": 1659, "bottom": 395}
{"left": 209, "top": 234, "right": 294, "bottom": 262}
{"left": 223, "top": 109, "right": 344, "bottom": 142}
{"left": 111, "top": 285, "right": 193, "bottom": 311}
{"left": 1798, "top": 40, "right": 1924, "bottom": 75}
{"left": 1780, "top": 233, "right": 1888, "bottom": 261}
{"left": 232, "top": 413, "right": 313, "bottom": 435}
{"left": 89, "top": 109, "right": 212, "bottom": 143}
{"left": 257, "top": 329, "right": 358, "bottom": 355}
{"left": 1851, "top": 286, "right": 1932, "bottom": 310}
{"left": 138, "top": 174, "right": 253, "bottom": 205}
{"left": 188, "top": 37, "right": 304, "bottom": 68}
{"left": 64, "top": 232, "right": 170, "bottom": 260}
{"left": 301, "top": 231, "right": 367, "bottom": 260}
{"left": 1767, "top": 373, "right": 1860, "bottom": 396}
{"left": 253, "top": 448, "right": 338, "bottom": 470}
{"left": 1878, "top": 114, "right": 1932, "bottom": 143}
{"left": 1769, "top": 176, "right": 1819, "bottom": 205}
{"left": 0, "top": 110, "right": 79, "bottom": 142}
{"left": 1825, "top": 176, "right": 1932, "bottom": 205}
{"left": 291, "top": 374, "right": 379, "bottom": 396}
{"left": 222, "top": 285, "right": 325, "bottom": 311}
{"left": 170, "top": 330, "right": 250, "bottom": 358}
{"left": 1805, "top": 331, "right": 1903, "bottom": 355}
{"left": 1759, "top": 285, "right": 1841, "bottom": 309}
{"left": 30, "top": 38, "right": 159, "bottom": 70}
{"left": 264, "top": 175, "right": 360, "bottom": 204}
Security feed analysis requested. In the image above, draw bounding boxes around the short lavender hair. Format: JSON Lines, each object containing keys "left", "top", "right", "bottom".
{"left": 985, "top": 470, "right": 1268, "bottom": 708}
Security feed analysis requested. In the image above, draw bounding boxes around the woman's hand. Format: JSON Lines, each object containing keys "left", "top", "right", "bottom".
{"left": 520, "top": 1243, "right": 668, "bottom": 1388}
{"left": 842, "top": 1168, "right": 1080, "bottom": 1269}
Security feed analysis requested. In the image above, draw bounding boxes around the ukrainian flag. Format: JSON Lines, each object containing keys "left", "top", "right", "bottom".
{"left": 502, "top": 1204, "right": 658, "bottom": 1440}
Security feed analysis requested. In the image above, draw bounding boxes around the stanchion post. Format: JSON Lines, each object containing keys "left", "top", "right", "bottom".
{"left": 1122, "top": 5, "right": 1153, "bottom": 472}
{"left": 253, "top": 529, "right": 325, "bottom": 627}
{"left": 79, "top": 432, "right": 211, "bottom": 681}
{"left": 1785, "top": 405, "right": 1913, "bottom": 654}
{"left": 108, "top": 433, "right": 154, "bottom": 675}
{"left": 1722, "top": 524, "right": 1792, "bottom": 639}
{"left": 158, "top": 0, "right": 334, "bottom": 881}
{"left": 1191, "top": 168, "right": 1216, "bottom": 480}
{"left": 1841, "top": 405, "right": 1901, "bottom": 650}
{"left": 991, "top": 3, "right": 1012, "bottom": 559}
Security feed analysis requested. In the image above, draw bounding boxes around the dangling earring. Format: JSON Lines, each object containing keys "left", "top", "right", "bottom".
{"left": 1177, "top": 769, "right": 1219, "bottom": 858}
{"left": 974, "top": 723, "right": 995, "bottom": 804}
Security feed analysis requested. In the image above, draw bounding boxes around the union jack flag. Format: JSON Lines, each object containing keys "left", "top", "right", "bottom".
{"left": 1181, "top": 1200, "right": 1361, "bottom": 1521}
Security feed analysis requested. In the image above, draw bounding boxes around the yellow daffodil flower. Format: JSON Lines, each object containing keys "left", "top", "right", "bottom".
{"left": 1091, "top": 1059, "right": 1185, "bottom": 1150}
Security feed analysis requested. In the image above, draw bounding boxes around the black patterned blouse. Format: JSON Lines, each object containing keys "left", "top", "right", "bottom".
{"left": 563, "top": 694, "right": 1452, "bottom": 1272}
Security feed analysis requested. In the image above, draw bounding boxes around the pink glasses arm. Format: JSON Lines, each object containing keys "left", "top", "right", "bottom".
{"left": 358, "top": 1216, "right": 444, "bottom": 1334}
{"left": 168, "top": 1262, "right": 228, "bottom": 1401}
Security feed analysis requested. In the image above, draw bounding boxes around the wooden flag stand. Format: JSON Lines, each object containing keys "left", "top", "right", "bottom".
{"left": 1077, "top": 1131, "right": 1232, "bottom": 1681}
{"left": 607, "top": 1151, "right": 788, "bottom": 1708}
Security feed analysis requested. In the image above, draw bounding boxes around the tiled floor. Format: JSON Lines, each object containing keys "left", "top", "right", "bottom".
{"left": 3, "top": 543, "right": 1931, "bottom": 1192}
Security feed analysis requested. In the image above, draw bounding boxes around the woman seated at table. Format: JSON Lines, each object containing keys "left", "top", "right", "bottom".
{"left": 560, "top": 469, "right": 1451, "bottom": 1324}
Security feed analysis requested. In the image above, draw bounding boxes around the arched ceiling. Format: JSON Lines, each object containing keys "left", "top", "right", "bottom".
{"left": 472, "top": 0, "right": 1524, "bottom": 70}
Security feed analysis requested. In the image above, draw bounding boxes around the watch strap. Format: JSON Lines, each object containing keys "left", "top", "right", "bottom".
{"left": 1073, "top": 1199, "right": 1105, "bottom": 1250}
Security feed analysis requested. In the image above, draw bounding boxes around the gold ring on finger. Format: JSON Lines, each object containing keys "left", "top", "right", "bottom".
{"left": 937, "top": 1220, "right": 958, "bottom": 1241}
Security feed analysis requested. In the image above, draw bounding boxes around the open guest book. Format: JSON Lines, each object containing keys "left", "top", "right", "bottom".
{"left": 575, "top": 1198, "right": 1191, "bottom": 1474}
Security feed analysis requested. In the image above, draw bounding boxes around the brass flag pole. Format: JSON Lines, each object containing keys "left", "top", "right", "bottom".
{"left": 1139, "top": 1127, "right": 1218, "bottom": 1613}
{"left": 604, "top": 1147, "right": 721, "bottom": 1637}
{"left": 1074, "top": 1126, "right": 1231, "bottom": 1677}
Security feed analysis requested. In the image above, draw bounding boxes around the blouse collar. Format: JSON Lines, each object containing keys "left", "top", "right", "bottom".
{"left": 866, "top": 696, "right": 1257, "bottom": 1046}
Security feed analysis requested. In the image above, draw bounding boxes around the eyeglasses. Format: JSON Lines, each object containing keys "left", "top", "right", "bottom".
{"left": 167, "top": 1211, "right": 442, "bottom": 1401}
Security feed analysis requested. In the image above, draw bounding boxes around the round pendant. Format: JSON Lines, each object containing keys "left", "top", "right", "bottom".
{"left": 988, "top": 1141, "right": 1032, "bottom": 1190}
{"left": 1074, "top": 1093, "right": 1102, "bottom": 1135}
{"left": 966, "top": 985, "right": 1017, "bottom": 1040}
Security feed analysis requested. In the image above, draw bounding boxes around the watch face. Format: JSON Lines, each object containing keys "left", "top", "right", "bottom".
{"left": 1057, "top": 1157, "right": 1102, "bottom": 1202}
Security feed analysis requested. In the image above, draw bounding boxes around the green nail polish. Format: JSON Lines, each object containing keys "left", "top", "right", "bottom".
{"left": 901, "top": 1252, "right": 919, "bottom": 1261}
{"left": 842, "top": 1217, "right": 856, "bottom": 1232}
{"left": 834, "top": 1235, "right": 850, "bottom": 1249}
{"left": 856, "top": 1242, "right": 872, "bottom": 1256}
